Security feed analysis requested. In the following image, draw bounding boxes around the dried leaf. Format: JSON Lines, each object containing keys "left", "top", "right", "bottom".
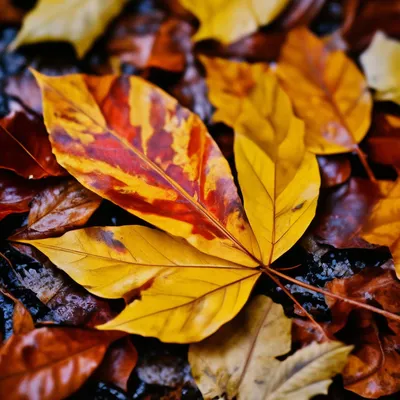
{"left": 11, "top": 179, "right": 101, "bottom": 240}
{"left": 202, "top": 57, "right": 320, "bottom": 263}
{"left": 0, "top": 101, "right": 64, "bottom": 179}
{"left": 0, "top": 327, "right": 117, "bottom": 400}
{"left": 360, "top": 31, "right": 400, "bottom": 106}
{"left": 189, "top": 295, "right": 351, "bottom": 400}
{"left": 318, "top": 155, "right": 351, "bottom": 188}
{"left": 0, "top": 171, "right": 45, "bottom": 222}
{"left": 94, "top": 337, "right": 138, "bottom": 391}
{"left": 0, "top": 287, "right": 34, "bottom": 335}
{"left": 10, "top": 0, "right": 128, "bottom": 58}
{"left": 33, "top": 71, "right": 259, "bottom": 267}
{"left": 312, "top": 178, "right": 379, "bottom": 248}
{"left": 368, "top": 113, "right": 400, "bottom": 169}
{"left": 178, "top": 0, "right": 290, "bottom": 44}
{"left": 326, "top": 267, "right": 400, "bottom": 398}
{"left": 0, "top": 0, "right": 25, "bottom": 24}
{"left": 277, "top": 27, "right": 372, "bottom": 154}
{"left": 361, "top": 180, "right": 400, "bottom": 277}
{"left": 19, "top": 225, "right": 260, "bottom": 342}
{"left": 278, "top": 0, "right": 326, "bottom": 29}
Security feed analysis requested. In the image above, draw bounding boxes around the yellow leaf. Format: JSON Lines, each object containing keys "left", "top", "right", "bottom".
{"left": 277, "top": 27, "right": 372, "bottom": 154}
{"left": 32, "top": 71, "right": 260, "bottom": 267}
{"left": 179, "top": 0, "right": 290, "bottom": 44}
{"left": 20, "top": 225, "right": 260, "bottom": 342}
{"left": 189, "top": 295, "right": 352, "bottom": 400}
{"left": 361, "top": 180, "right": 400, "bottom": 277}
{"left": 201, "top": 57, "right": 320, "bottom": 263}
{"left": 10, "top": 0, "right": 127, "bottom": 58}
{"left": 360, "top": 31, "right": 400, "bottom": 105}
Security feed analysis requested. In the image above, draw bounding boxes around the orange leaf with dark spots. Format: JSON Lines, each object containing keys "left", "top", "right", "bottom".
{"left": 0, "top": 101, "right": 64, "bottom": 179}
{"left": 34, "top": 72, "right": 259, "bottom": 267}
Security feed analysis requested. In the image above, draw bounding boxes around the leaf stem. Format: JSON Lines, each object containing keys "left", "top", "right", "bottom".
{"left": 264, "top": 267, "right": 400, "bottom": 323}
{"left": 354, "top": 145, "right": 377, "bottom": 183}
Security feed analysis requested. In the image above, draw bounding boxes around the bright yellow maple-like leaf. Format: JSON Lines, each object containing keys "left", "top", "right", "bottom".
{"left": 10, "top": 0, "right": 127, "bottom": 58}
{"left": 17, "top": 71, "right": 320, "bottom": 342}
{"left": 179, "top": 0, "right": 290, "bottom": 44}
{"left": 277, "top": 27, "right": 372, "bottom": 154}
{"left": 361, "top": 180, "right": 400, "bottom": 278}
{"left": 360, "top": 31, "right": 400, "bottom": 106}
{"left": 202, "top": 57, "right": 320, "bottom": 264}
{"left": 189, "top": 295, "right": 352, "bottom": 400}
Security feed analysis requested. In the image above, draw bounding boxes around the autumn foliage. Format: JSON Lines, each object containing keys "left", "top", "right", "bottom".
{"left": 1, "top": 1, "right": 400, "bottom": 400}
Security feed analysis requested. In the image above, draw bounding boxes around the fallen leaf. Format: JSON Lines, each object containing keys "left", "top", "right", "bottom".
{"left": 361, "top": 180, "right": 400, "bottom": 277}
{"left": 19, "top": 225, "right": 261, "bottom": 342}
{"left": 94, "top": 337, "right": 138, "bottom": 391}
{"left": 326, "top": 267, "right": 400, "bottom": 398}
{"left": 0, "top": 0, "right": 25, "bottom": 24}
{"left": 368, "top": 112, "right": 400, "bottom": 170}
{"left": 0, "top": 327, "right": 117, "bottom": 400}
{"left": 202, "top": 57, "right": 320, "bottom": 263}
{"left": 0, "top": 171, "right": 45, "bottom": 222}
{"left": 0, "top": 101, "right": 64, "bottom": 179}
{"left": 0, "top": 287, "right": 34, "bottom": 335}
{"left": 11, "top": 179, "right": 101, "bottom": 240}
{"left": 33, "top": 71, "right": 259, "bottom": 267}
{"left": 341, "top": 0, "right": 400, "bottom": 51}
{"left": 9, "top": 0, "right": 128, "bottom": 58}
{"left": 360, "top": 31, "right": 400, "bottom": 106}
{"left": 178, "top": 0, "right": 290, "bottom": 44}
{"left": 277, "top": 27, "right": 372, "bottom": 154}
{"left": 189, "top": 295, "right": 352, "bottom": 400}
{"left": 318, "top": 155, "right": 352, "bottom": 188}
{"left": 312, "top": 178, "right": 379, "bottom": 248}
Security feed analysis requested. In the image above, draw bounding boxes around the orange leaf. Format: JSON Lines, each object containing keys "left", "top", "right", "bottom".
{"left": 0, "top": 327, "right": 117, "bottom": 400}
{"left": 277, "top": 27, "right": 372, "bottom": 155}
{"left": 33, "top": 71, "right": 259, "bottom": 267}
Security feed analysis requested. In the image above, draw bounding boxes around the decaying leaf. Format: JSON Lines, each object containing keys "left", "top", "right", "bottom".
{"left": 361, "top": 180, "right": 400, "bottom": 277}
{"left": 360, "top": 31, "right": 400, "bottom": 106}
{"left": 11, "top": 179, "right": 101, "bottom": 240}
{"left": 0, "top": 101, "right": 64, "bottom": 179}
{"left": 189, "top": 295, "right": 352, "bottom": 400}
{"left": 33, "top": 71, "right": 259, "bottom": 267}
{"left": 0, "top": 0, "right": 25, "bottom": 24}
{"left": 0, "top": 171, "right": 45, "bottom": 222}
{"left": 278, "top": 0, "right": 326, "bottom": 29}
{"left": 312, "top": 178, "right": 379, "bottom": 249}
{"left": 368, "top": 112, "right": 400, "bottom": 170}
{"left": 178, "top": 0, "right": 290, "bottom": 44}
{"left": 9, "top": 0, "right": 128, "bottom": 58}
{"left": 94, "top": 337, "right": 138, "bottom": 392}
{"left": 277, "top": 27, "right": 372, "bottom": 154}
{"left": 202, "top": 57, "right": 320, "bottom": 263}
{"left": 318, "top": 155, "right": 352, "bottom": 188}
{"left": 18, "top": 225, "right": 260, "bottom": 342}
{"left": 0, "top": 327, "right": 118, "bottom": 400}
{"left": 326, "top": 267, "right": 400, "bottom": 398}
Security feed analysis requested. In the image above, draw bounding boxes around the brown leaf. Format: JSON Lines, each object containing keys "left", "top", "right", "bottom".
{"left": 0, "top": 101, "right": 65, "bottom": 179}
{"left": 0, "top": 171, "right": 45, "bottom": 222}
{"left": 325, "top": 267, "right": 400, "bottom": 398}
{"left": 0, "top": 327, "right": 117, "bottom": 400}
{"left": 94, "top": 337, "right": 137, "bottom": 391}
{"left": 341, "top": 0, "right": 400, "bottom": 51}
{"left": 0, "top": 287, "right": 34, "bottom": 335}
{"left": 11, "top": 179, "right": 101, "bottom": 240}
{"left": 9, "top": 244, "right": 115, "bottom": 327}
{"left": 278, "top": 0, "right": 326, "bottom": 29}
{"left": 368, "top": 112, "right": 400, "bottom": 170}
{"left": 0, "top": 0, "right": 25, "bottom": 24}
{"left": 318, "top": 155, "right": 351, "bottom": 188}
{"left": 312, "top": 178, "right": 379, "bottom": 248}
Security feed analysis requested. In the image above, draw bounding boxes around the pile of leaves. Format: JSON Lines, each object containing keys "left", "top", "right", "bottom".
{"left": 1, "top": 0, "right": 400, "bottom": 399}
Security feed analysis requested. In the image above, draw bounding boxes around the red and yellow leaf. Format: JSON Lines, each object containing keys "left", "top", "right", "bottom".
{"left": 33, "top": 71, "right": 259, "bottom": 267}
